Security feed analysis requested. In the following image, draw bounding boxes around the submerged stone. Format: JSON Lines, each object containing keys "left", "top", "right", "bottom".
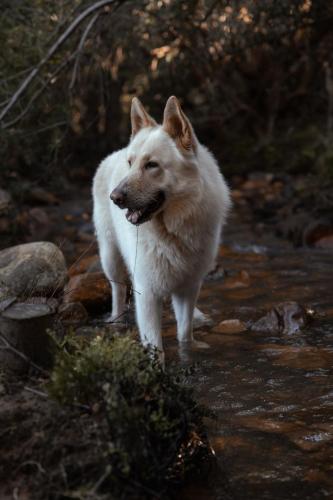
{"left": 63, "top": 272, "right": 110, "bottom": 312}
{"left": 213, "top": 319, "right": 247, "bottom": 334}
{"left": 251, "top": 301, "right": 311, "bottom": 334}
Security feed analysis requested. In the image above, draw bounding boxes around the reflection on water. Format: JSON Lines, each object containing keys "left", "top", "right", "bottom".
{"left": 165, "top": 245, "right": 333, "bottom": 499}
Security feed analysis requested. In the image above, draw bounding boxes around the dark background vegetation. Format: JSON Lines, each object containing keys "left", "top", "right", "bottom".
{"left": 1, "top": 0, "right": 333, "bottom": 191}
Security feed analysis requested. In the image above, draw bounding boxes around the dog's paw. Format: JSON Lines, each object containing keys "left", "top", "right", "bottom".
{"left": 191, "top": 339, "right": 210, "bottom": 349}
{"left": 179, "top": 338, "right": 210, "bottom": 350}
{"left": 103, "top": 312, "right": 126, "bottom": 324}
{"left": 193, "top": 307, "right": 213, "bottom": 329}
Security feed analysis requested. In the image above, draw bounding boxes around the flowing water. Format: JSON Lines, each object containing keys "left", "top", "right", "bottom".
{"left": 26, "top": 191, "right": 333, "bottom": 499}
{"left": 164, "top": 244, "right": 333, "bottom": 499}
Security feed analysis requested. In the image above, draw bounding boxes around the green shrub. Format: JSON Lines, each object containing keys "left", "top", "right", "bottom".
{"left": 48, "top": 334, "right": 213, "bottom": 498}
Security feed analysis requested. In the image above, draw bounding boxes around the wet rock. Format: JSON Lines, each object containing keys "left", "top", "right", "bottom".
{"left": 0, "top": 302, "right": 55, "bottom": 373}
{"left": 221, "top": 270, "right": 251, "bottom": 289}
{"left": 63, "top": 272, "right": 110, "bottom": 311}
{"left": 303, "top": 219, "right": 333, "bottom": 247}
{"left": 68, "top": 254, "right": 101, "bottom": 277}
{"left": 213, "top": 319, "right": 247, "bottom": 334}
{"left": 315, "top": 234, "right": 333, "bottom": 249}
{"left": 0, "top": 296, "right": 16, "bottom": 312}
{"left": 58, "top": 302, "right": 88, "bottom": 325}
{"left": 251, "top": 301, "right": 311, "bottom": 334}
{"left": 289, "top": 429, "right": 333, "bottom": 451}
{"left": 0, "top": 283, "right": 14, "bottom": 299}
{"left": 0, "top": 242, "right": 67, "bottom": 297}
{"left": 23, "top": 296, "right": 59, "bottom": 311}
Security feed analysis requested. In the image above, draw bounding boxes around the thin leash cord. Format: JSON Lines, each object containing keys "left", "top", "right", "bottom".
{"left": 127, "top": 226, "right": 139, "bottom": 312}
{"left": 99, "top": 226, "right": 140, "bottom": 326}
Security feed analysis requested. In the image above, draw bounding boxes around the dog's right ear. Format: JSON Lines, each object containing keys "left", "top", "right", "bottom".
{"left": 131, "top": 97, "right": 157, "bottom": 138}
{"left": 163, "top": 96, "right": 196, "bottom": 153}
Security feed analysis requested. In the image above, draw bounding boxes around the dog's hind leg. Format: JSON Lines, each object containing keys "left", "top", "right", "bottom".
{"left": 172, "top": 282, "right": 209, "bottom": 349}
{"left": 99, "top": 238, "right": 127, "bottom": 323}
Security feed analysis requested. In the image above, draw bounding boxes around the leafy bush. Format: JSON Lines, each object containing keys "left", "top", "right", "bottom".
{"left": 48, "top": 334, "right": 213, "bottom": 498}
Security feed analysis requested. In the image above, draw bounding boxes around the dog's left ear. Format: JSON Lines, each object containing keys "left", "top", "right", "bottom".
{"left": 131, "top": 97, "right": 157, "bottom": 138}
{"left": 163, "top": 96, "right": 196, "bottom": 153}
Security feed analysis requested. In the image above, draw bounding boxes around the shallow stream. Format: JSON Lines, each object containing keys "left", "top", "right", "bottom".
{"left": 165, "top": 244, "right": 333, "bottom": 499}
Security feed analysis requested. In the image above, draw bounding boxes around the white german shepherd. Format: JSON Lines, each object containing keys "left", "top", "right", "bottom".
{"left": 93, "top": 96, "right": 231, "bottom": 355}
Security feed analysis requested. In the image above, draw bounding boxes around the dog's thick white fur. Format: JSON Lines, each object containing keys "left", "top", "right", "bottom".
{"left": 93, "top": 96, "right": 231, "bottom": 354}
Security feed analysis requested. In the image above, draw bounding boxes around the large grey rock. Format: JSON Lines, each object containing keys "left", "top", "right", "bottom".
{"left": 0, "top": 242, "right": 67, "bottom": 297}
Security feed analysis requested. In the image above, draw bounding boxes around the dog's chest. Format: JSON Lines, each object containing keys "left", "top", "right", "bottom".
{"left": 135, "top": 231, "right": 199, "bottom": 292}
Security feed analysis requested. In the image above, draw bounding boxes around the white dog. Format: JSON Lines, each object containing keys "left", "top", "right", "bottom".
{"left": 92, "top": 96, "right": 231, "bottom": 355}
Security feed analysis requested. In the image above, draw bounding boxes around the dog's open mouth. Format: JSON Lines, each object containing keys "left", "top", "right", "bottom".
{"left": 125, "top": 191, "right": 165, "bottom": 225}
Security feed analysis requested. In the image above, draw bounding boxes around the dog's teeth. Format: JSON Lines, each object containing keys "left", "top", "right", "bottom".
{"left": 131, "top": 210, "right": 141, "bottom": 224}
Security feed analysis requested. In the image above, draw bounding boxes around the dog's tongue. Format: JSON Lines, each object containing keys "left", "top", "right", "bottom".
{"left": 126, "top": 209, "right": 142, "bottom": 224}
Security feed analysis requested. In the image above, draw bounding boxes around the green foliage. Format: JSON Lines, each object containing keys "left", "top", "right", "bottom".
{"left": 2, "top": 0, "right": 333, "bottom": 181}
{"left": 48, "top": 334, "right": 212, "bottom": 498}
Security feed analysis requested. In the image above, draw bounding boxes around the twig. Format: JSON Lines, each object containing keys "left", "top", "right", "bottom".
{"left": 0, "top": 65, "right": 36, "bottom": 86}
{"left": 0, "top": 334, "right": 49, "bottom": 375}
{"left": 3, "top": 49, "right": 79, "bottom": 129}
{"left": 16, "top": 460, "right": 46, "bottom": 475}
{"left": 50, "top": 238, "right": 97, "bottom": 300}
{"left": 0, "top": 0, "right": 120, "bottom": 125}
{"left": 23, "top": 385, "right": 91, "bottom": 412}
{"left": 69, "top": 13, "right": 100, "bottom": 90}
{"left": 200, "top": 0, "right": 221, "bottom": 24}
{"left": 18, "top": 120, "right": 68, "bottom": 137}
{"left": 325, "top": 62, "right": 333, "bottom": 139}
{"left": 89, "top": 466, "right": 111, "bottom": 495}
{"left": 63, "top": 239, "right": 96, "bottom": 285}
{"left": 24, "top": 386, "right": 48, "bottom": 398}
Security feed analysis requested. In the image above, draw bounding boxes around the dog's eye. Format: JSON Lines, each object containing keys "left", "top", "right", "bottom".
{"left": 145, "top": 161, "right": 159, "bottom": 169}
{"left": 128, "top": 159, "right": 132, "bottom": 167}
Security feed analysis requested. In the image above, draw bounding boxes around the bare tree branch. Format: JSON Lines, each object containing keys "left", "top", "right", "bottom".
{"left": 3, "top": 50, "right": 79, "bottom": 129}
{"left": 69, "top": 12, "right": 100, "bottom": 91}
{"left": 0, "top": 0, "right": 120, "bottom": 125}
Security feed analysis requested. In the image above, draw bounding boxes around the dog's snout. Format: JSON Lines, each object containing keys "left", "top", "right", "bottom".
{"left": 110, "top": 188, "right": 127, "bottom": 208}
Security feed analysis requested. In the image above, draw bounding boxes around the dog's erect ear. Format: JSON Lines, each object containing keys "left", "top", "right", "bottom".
{"left": 163, "top": 96, "right": 196, "bottom": 152}
{"left": 131, "top": 97, "right": 157, "bottom": 138}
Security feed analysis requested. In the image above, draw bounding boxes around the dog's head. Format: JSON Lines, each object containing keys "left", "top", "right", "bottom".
{"left": 110, "top": 96, "right": 199, "bottom": 225}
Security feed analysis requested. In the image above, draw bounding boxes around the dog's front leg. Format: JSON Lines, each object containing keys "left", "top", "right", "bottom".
{"left": 172, "top": 282, "right": 209, "bottom": 349}
{"left": 135, "top": 288, "right": 163, "bottom": 353}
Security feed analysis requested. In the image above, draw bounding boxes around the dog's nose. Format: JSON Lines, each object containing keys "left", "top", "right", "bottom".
{"left": 110, "top": 189, "right": 127, "bottom": 208}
